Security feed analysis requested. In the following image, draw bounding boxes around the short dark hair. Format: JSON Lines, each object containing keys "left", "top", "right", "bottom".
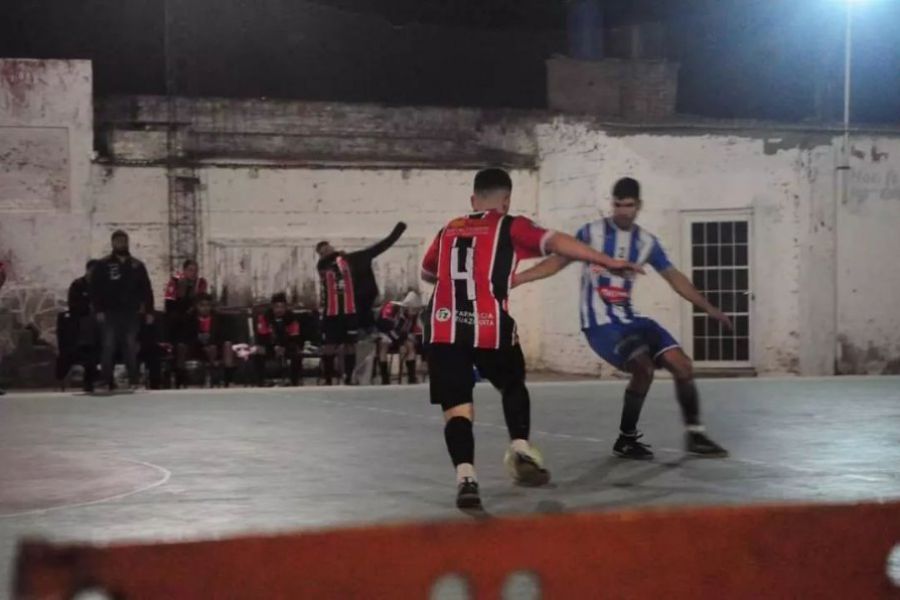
{"left": 474, "top": 168, "right": 512, "bottom": 195}
{"left": 271, "top": 292, "right": 288, "bottom": 304}
{"left": 111, "top": 229, "right": 128, "bottom": 240}
{"left": 612, "top": 177, "right": 640, "bottom": 201}
{"left": 196, "top": 292, "right": 213, "bottom": 303}
{"left": 315, "top": 241, "right": 330, "bottom": 252}
{"left": 182, "top": 259, "right": 197, "bottom": 269}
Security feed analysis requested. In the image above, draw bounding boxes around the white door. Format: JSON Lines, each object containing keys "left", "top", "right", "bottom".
{"left": 681, "top": 213, "right": 753, "bottom": 368}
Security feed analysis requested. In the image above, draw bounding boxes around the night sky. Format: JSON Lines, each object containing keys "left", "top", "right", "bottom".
{"left": 1, "top": 0, "right": 898, "bottom": 123}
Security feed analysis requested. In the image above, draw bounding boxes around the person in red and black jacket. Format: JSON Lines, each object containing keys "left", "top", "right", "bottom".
{"left": 164, "top": 259, "right": 208, "bottom": 342}
{"left": 254, "top": 292, "right": 302, "bottom": 386}
{"left": 376, "top": 291, "right": 424, "bottom": 385}
{"left": 175, "top": 293, "right": 235, "bottom": 388}
{"left": 315, "top": 221, "right": 406, "bottom": 385}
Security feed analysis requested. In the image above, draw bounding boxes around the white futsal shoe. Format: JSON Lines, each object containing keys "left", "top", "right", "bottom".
{"left": 504, "top": 443, "right": 551, "bottom": 487}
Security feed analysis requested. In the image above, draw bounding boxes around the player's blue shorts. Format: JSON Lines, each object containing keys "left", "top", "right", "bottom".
{"left": 583, "top": 317, "right": 680, "bottom": 370}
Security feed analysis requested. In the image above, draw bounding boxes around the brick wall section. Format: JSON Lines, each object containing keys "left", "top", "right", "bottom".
{"left": 546, "top": 57, "right": 679, "bottom": 119}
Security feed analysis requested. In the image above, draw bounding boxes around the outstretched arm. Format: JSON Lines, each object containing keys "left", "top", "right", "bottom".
{"left": 513, "top": 255, "right": 572, "bottom": 288}
{"left": 659, "top": 267, "right": 733, "bottom": 330}
{"left": 512, "top": 232, "right": 643, "bottom": 289}
{"left": 358, "top": 222, "right": 407, "bottom": 261}
{"left": 544, "top": 232, "right": 642, "bottom": 272}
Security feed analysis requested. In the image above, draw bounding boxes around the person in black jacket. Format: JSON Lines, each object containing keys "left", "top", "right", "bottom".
{"left": 90, "top": 230, "right": 155, "bottom": 391}
{"left": 67, "top": 260, "right": 100, "bottom": 392}
{"left": 315, "top": 222, "right": 406, "bottom": 384}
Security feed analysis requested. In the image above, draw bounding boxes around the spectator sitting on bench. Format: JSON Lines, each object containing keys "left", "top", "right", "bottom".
{"left": 175, "top": 293, "right": 235, "bottom": 388}
{"left": 254, "top": 292, "right": 302, "bottom": 386}
{"left": 376, "top": 291, "right": 424, "bottom": 385}
{"left": 164, "top": 259, "right": 208, "bottom": 344}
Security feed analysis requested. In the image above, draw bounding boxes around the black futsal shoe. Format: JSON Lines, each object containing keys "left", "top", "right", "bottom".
{"left": 613, "top": 432, "right": 654, "bottom": 460}
{"left": 686, "top": 431, "right": 729, "bottom": 457}
{"left": 456, "top": 477, "right": 482, "bottom": 509}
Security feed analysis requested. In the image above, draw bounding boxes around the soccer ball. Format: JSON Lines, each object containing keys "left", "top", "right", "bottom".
{"left": 503, "top": 444, "right": 545, "bottom": 481}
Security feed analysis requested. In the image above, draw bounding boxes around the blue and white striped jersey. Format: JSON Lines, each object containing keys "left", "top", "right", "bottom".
{"left": 576, "top": 218, "right": 673, "bottom": 328}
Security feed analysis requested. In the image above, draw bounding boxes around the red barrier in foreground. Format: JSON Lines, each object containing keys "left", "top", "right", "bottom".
{"left": 16, "top": 501, "right": 900, "bottom": 599}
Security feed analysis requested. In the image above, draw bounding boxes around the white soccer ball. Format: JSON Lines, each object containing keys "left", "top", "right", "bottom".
{"left": 503, "top": 444, "right": 544, "bottom": 481}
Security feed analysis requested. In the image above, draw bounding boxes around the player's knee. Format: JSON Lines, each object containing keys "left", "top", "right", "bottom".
{"left": 669, "top": 358, "right": 693, "bottom": 381}
{"left": 443, "top": 403, "right": 473, "bottom": 422}
{"left": 629, "top": 358, "right": 655, "bottom": 383}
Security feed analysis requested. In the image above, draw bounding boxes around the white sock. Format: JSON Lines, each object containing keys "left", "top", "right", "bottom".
{"left": 686, "top": 424, "right": 706, "bottom": 433}
{"left": 510, "top": 439, "right": 530, "bottom": 454}
{"left": 456, "top": 463, "right": 476, "bottom": 483}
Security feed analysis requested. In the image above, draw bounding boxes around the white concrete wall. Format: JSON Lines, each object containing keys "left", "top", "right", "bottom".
{"left": 0, "top": 59, "right": 93, "bottom": 289}
{"left": 837, "top": 137, "right": 900, "bottom": 374}
{"left": 0, "top": 60, "right": 93, "bottom": 365}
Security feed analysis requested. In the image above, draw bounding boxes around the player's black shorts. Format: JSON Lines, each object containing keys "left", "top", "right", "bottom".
{"left": 321, "top": 314, "right": 359, "bottom": 345}
{"left": 427, "top": 343, "right": 526, "bottom": 410}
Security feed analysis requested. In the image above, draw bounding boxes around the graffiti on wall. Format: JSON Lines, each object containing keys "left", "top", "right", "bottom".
{"left": 0, "top": 253, "right": 66, "bottom": 386}
{"left": 0, "top": 285, "right": 65, "bottom": 387}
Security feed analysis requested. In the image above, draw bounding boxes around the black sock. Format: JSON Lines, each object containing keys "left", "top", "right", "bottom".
{"left": 405, "top": 360, "right": 417, "bottom": 384}
{"left": 343, "top": 353, "right": 356, "bottom": 383}
{"left": 224, "top": 367, "right": 235, "bottom": 386}
{"left": 620, "top": 389, "right": 647, "bottom": 435}
{"left": 444, "top": 416, "right": 475, "bottom": 467}
{"left": 322, "top": 355, "right": 335, "bottom": 384}
{"left": 675, "top": 379, "right": 701, "bottom": 426}
{"left": 379, "top": 361, "right": 390, "bottom": 385}
{"left": 174, "top": 369, "right": 186, "bottom": 388}
{"left": 501, "top": 382, "right": 531, "bottom": 440}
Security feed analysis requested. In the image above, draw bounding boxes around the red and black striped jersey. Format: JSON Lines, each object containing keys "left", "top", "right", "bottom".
{"left": 256, "top": 310, "right": 301, "bottom": 345}
{"left": 422, "top": 210, "right": 552, "bottom": 349}
{"left": 317, "top": 253, "right": 357, "bottom": 317}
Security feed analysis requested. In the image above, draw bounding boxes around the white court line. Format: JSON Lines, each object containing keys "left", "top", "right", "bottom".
{"left": 3, "top": 374, "right": 899, "bottom": 400}
{"left": 302, "top": 395, "right": 878, "bottom": 480}
{"left": 0, "top": 459, "right": 171, "bottom": 520}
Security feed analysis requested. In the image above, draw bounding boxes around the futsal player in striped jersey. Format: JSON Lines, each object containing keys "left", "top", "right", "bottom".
{"left": 421, "top": 168, "right": 643, "bottom": 508}
{"left": 514, "top": 177, "right": 731, "bottom": 461}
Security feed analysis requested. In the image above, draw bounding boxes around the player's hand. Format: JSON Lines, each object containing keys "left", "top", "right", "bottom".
{"left": 274, "top": 345, "right": 285, "bottom": 357}
{"left": 95, "top": 312, "right": 106, "bottom": 324}
{"left": 708, "top": 307, "right": 733, "bottom": 331}
{"left": 607, "top": 259, "right": 645, "bottom": 276}
{"left": 145, "top": 313, "right": 155, "bottom": 325}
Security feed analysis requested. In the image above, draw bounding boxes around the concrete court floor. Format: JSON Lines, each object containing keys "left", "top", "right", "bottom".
{"left": 2, "top": 375, "right": 900, "bottom": 595}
